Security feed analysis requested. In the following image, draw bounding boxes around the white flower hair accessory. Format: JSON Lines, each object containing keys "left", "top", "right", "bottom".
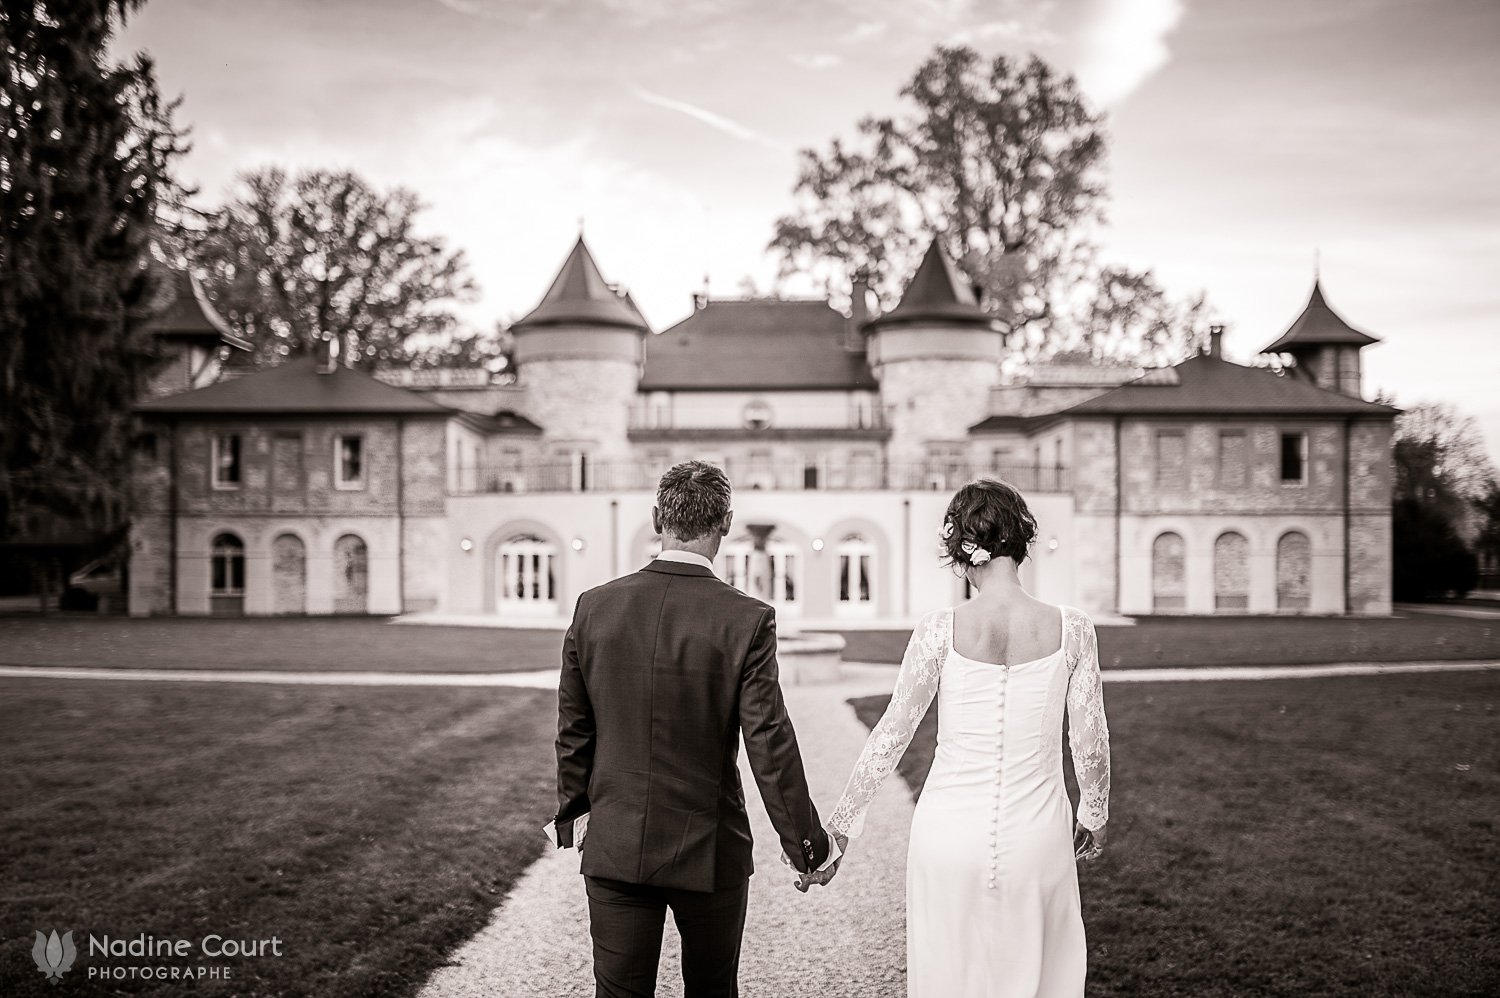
{"left": 961, "top": 540, "right": 992, "bottom": 566}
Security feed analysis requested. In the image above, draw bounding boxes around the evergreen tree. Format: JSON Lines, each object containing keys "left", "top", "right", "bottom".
{"left": 0, "top": 0, "right": 186, "bottom": 544}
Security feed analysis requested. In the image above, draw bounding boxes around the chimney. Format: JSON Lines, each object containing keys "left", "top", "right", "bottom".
{"left": 315, "top": 334, "right": 337, "bottom": 374}
{"left": 1207, "top": 324, "right": 1225, "bottom": 358}
{"left": 845, "top": 273, "right": 872, "bottom": 350}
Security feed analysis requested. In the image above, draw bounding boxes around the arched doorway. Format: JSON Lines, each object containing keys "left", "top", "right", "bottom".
{"left": 835, "top": 534, "right": 875, "bottom": 618}
{"left": 210, "top": 532, "right": 245, "bottom": 616}
{"left": 722, "top": 533, "right": 802, "bottom": 618}
{"left": 333, "top": 534, "right": 369, "bottom": 614}
{"left": 1151, "top": 532, "right": 1185, "bottom": 611}
{"left": 271, "top": 534, "right": 306, "bottom": 615}
{"left": 1213, "top": 531, "right": 1249, "bottom": 612}
{"left": 1277, "top": 531, "right": 1312, "bottom": 611}
{"left": 497, "top": 534, "right": 558, "bottom": 616}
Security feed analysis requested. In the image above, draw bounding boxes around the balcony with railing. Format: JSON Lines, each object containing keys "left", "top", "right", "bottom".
{"left": 449, "top": 459, "right": 1069, "bottom": 496}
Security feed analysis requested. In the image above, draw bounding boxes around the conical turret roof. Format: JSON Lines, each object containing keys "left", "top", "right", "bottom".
{"left": 865, "top": 240, "right": 999, "bottom": 330}
{"left": 1261, "top": 279, "right": 1379, "bottom": 353}
{"left": 512, "top": 237, "right": 648, "bottom": 332}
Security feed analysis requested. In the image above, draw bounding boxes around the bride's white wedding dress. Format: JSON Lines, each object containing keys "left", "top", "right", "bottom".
{"left": 829, "top": 605, "right": 1111, "bottom": 998}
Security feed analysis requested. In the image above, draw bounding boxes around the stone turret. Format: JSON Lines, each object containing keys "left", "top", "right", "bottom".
{"left": 863, "top": 240, "right": 1008, "bottom": 464}
{"left": 1261, "top": 279, "right": 1380, "bottom": 399}
{"left": 510, "top": 237, "right": 649, "bottom": 460}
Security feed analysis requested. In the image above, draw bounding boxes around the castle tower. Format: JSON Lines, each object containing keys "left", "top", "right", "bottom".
{"left": 864, "top": 240, "right": 1008, "bottom": 464}
{"left": 1260, "top": 278, "right": 1380, "bottom": 399}
{"left": 510, "top": 237, "right": 649, "bottom": 462}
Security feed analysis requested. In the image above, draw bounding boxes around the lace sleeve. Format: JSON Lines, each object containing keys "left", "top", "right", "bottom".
{"left": 828, "top": 609, "right": 948, "bottom": 840}
{"left": 1065, "top": 608, "right": 1110, "bottom": 831}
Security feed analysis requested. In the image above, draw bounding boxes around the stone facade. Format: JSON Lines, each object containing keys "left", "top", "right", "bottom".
{"left": 129, "top": 413, "right": 448, "bottom": 616}
{"left": 128, "top": 248, "right": 1396, "bottom": 621}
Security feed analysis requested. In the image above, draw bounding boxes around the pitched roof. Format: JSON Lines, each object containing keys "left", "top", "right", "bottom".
{"left": 511, "top": 237, "right": 648, "bottom": 332}
{"left": 640, "top": 299, "right": 877, "bottom": 391}
{"left": 453, "top": 409, "right": 543, "bottom": 435}
{"left": 137, "top": 356, "right": 453, "bottom": 415}
{"left": 865, "top": 240, "right": 1000, "bottom": 330}
{"left": 1261, "top": 280, "right": 1380, "bottom": 353}
{"left": 1061, "top": 353, "right": 1397, "bottom": 417}
{"left": 147, "top": 270, "right": 252, "bottom": 351}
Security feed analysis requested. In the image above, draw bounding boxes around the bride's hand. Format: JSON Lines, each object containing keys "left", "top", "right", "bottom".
{"left": 1073, "top": 821, "right": 1105, "bottom": 862}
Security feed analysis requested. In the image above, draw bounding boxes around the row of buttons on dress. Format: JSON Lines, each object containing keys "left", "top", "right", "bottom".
{"left": 988, "top": 663, "right": 1010, "bottom": 890}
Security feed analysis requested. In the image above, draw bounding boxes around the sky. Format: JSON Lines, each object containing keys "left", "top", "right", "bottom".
{"left": 114, "top": 0, "right": 1500, "bottom": 465}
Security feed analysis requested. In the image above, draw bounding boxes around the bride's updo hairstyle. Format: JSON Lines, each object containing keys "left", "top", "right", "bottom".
{"left": 940, "top": 478, "right": 1039, "bottom": 571}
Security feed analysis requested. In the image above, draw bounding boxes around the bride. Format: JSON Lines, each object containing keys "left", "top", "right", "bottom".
{"left": 814, "top": 478, "right": 1111, "bottom": 998}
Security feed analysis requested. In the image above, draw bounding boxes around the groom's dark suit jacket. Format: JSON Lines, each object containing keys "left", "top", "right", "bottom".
{"left": 554, "top": 558, "right": 830, "bottom": 892}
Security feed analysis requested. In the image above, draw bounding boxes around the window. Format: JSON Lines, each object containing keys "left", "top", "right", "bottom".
{"left": 803, "top": 458, "right": 821, "bottom": 490}
{"left": 212, "top": 434, "right": 241, "bottom": 489}
{"left": 335, "top": 434, "right": 365, "bottom": 490}
{"left": 1280, "top": 432, "right": 1308, "bottom": 484}
{"left": 210, "top": 533, "right": 245, "bottom": 595}
{"left": 1217, "top": 431, "right": 1248, "bottom": 489}
{"left": 498, "top": 534, "right": 557, "bottom": 613}
{"left": 1213, "top": 531, "right": 1249, "bottom": 611}
{"left": 850, "top": 393, "right": 876, "bottom": 429}
{"left": 1155, "top": 430, "right": 1186, "bottom": 489}
{"left": 1276, "top": 531, "right": 1312, "bottom": 610}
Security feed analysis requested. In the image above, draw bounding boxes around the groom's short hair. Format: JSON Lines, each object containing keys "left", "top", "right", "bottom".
{"left": 656, "top": 461, "right": 732, "bottom": 541}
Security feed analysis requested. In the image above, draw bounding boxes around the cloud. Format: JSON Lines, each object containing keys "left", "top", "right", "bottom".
{"left": 789, "top": 52, "right": 843, "bottom": 70}
{"left": 629, "top": 87, "right": 785, "bottom": 149}
{"left": 838, "top": 20, "right": 889, "bottom": 44}
{"left": 1071, "top": 0, "right": 1185, "bottom": 106}
{"left": 946, "top": 18, "right": 1060, "bottom": 46}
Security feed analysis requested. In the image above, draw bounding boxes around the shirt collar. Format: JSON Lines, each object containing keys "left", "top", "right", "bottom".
{"left": 655, "top": 549, "right": 716, "bottom": 573}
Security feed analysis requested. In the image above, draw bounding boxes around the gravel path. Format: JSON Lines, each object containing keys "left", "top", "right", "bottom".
{"left": 418, "top": 666, "right": 917, "bottom": 998}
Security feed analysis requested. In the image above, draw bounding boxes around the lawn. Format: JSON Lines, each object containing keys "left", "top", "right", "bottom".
{"left": 0, "top": 678, "right": 557, "bottom": 997}
{"left": 851, "top": 670, "right": 1500, "bottom": 997}
{"left": 0, "top": 617, "right": 562, "bottom": 672}
{"left": 838, "top": 611, "right": 1500, "bottom": 668}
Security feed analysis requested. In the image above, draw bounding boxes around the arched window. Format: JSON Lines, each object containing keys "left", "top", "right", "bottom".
{"left": 333, "top": 534, "right": 369, "bottom": 614}
{"left": 1151, "top": 532, "right": 1185, "bottom": 611}
{"left": 271, "top": 533, "right": 306, "bottom": 615}
{"left": 1214, "top": 531, "right": 1250, "bottom": 612}
{"left": 210, "top": 533, "right": 245, "bottom": 616}
{"left": 836, "top": 534, "right": 875, "bottom": 615}
{"left": 498, "top": 534, "right": 557, "bottom": 614}
{"left": 1277, "top": 531, "right": 1312, "bottom": 611}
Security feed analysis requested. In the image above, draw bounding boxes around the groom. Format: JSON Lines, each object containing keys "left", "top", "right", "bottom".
{"left": 552, "top": 460, "right": 838, "bottom": 997}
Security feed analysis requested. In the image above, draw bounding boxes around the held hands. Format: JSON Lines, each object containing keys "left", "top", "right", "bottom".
{"left": 794, "top": 829, "right": 849, "bottom": 892}
{"left": 1073, "top": 821, "right": 1106, "bottom": 863}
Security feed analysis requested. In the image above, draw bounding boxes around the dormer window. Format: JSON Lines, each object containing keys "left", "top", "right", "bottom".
{"left": 742, "top": 399, "right": 773, "bottom": 431}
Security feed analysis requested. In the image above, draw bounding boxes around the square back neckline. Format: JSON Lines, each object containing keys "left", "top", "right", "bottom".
{"left": 947, "top": 605, "right": 1066, "bottom": 669}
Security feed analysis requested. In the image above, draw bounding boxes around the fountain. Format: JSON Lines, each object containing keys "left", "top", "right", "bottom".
{"left": 743, "top": 523, "right": 845, "bottom": 685}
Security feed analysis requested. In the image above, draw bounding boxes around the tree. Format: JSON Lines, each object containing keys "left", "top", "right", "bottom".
{"left": 0, "top": 0, "right": 187, "bottom": 546}
{"left": 772, "top": 48, "right": 1104, "bottom": 329}
{"left": 1073, "top": 267, "right": 1211, "bottom": 367}
{"left": 769, "top": 45, "right": 1209, "bottom": 364}
{"left": 188, "top": 167, "right": 479, "bottom": 370}
{"left": 1390, "top": 401, "right": 1494, "bottom": 599}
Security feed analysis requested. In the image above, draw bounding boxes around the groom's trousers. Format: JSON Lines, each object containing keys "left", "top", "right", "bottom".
{"left": 584, "top": 875, "right": 750, "bottom": 998}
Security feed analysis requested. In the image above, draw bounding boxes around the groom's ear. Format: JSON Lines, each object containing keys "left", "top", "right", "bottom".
{"left": 721, "top": 510, "right": 734, "bottom": 536}
{"left": 651, "top": 506, "right": 662, "bottom": 535}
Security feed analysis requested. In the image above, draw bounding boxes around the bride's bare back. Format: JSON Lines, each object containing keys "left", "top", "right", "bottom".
{"left": 952, "top": 589, "right": 1065, "bottom": 667}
